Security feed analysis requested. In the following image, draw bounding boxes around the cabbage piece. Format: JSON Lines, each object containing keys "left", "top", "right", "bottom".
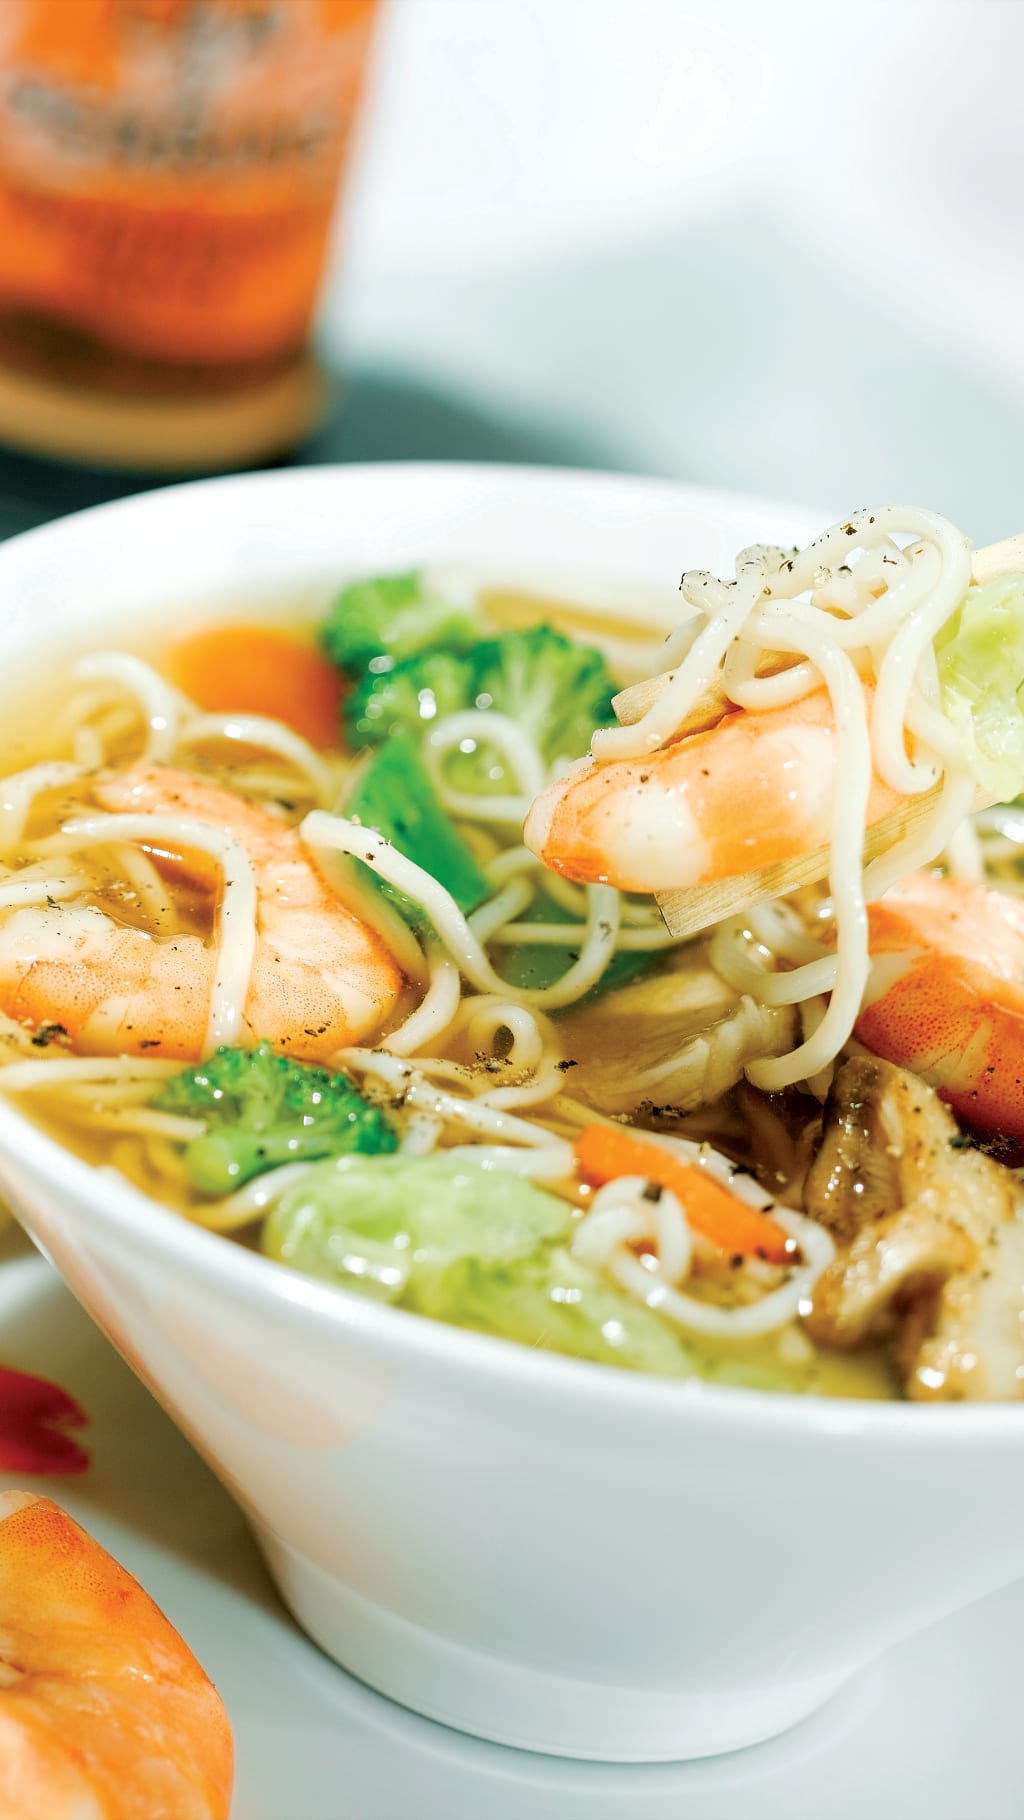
{"left": 262, "top": 1153, "right": 695, "bottom": 1376}
{"left": 935, "top": 573, "right": 1024, "bottom": 802}
{"left": 263, "top": 1153, "right": 569, "bottom": 1302}
{"left": 421, "top": 1246, "right": 695, "bottom": 1376}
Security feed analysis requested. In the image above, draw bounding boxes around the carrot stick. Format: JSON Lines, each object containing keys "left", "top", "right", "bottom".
{"left": 574, "top": 1124, "right": 791, "bottom": 1264}
{"left": 168, "top": 624, "right": 347, "bottom": 750}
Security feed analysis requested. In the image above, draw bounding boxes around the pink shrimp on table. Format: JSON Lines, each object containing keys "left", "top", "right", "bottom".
{"left": 0, "top": 764, "right": 404, "bottom": 1063}
{"left": 523, "top": 687, "right": 906, "bottom": 893}
{"left": 856, "top": 871, "right": 1024, "bottom": 1142}
{"left": 0, "top": 1489, "right": 233, "bottom": 1820}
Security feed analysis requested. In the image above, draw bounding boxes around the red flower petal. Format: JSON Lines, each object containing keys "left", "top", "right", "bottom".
{"left": 0, "top": 1366, "right": 88, "bottom": 1427}
{"left": 0, "top": 1417, "right": 90, "bottom": 1475}
{"left": 0, "top": 1366, "right": 91, "bottom": 1475}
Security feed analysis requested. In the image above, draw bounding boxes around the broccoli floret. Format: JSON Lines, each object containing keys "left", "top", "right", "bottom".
{"left": 153, "top": 1043, "right": 397, "bottom": 1197}
{"left": 345, "top": 729, "right": 490, "bottom": 914}
{"left": 470, "top": 626, "right": 616, "bottom": 767}
{"left": 349, "top": 626, "right": 618, "bottom": 792}
{"left": 321, "top": 571, "right": 482, "bottom": 675}
{"left": 345, "top": 648, "right": 475, "bottom": 748}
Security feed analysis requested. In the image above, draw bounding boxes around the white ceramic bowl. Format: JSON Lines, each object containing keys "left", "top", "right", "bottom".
{"left": 0, "top": 465, "right": 1022, "bottom": 1765}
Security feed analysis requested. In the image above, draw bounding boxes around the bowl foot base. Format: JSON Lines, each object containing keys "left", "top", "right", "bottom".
{"left": 256, "top": 1527, "right": 862, "bottom": 1762}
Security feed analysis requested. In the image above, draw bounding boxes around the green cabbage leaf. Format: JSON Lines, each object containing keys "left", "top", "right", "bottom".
{"left": 935, "top": 573, "right": 1024, "bottom": 803}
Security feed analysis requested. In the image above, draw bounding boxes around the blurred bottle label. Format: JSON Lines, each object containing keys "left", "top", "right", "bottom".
{"left": 0, "top": 0, "right": 377, "bottom": 365}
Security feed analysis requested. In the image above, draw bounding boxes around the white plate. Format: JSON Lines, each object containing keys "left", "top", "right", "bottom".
{"left": 2, "top": 1219, "right": 1021, "bottom": 1819}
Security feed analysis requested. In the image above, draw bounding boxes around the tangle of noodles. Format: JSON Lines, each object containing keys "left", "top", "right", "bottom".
{"left": 572, "top": 1177, "right": 834, "bottom": 1339}
{"left": 336, "top": 1047, "right": 575, "bottom": 1181}
{"left": 0, "top": 518, "right": 1009, "bottom": 1401}
{"left": 425, "top": 709, "right": 547, "bottom": 826}
{"left": 588, "top": 507, "right": 977, "bottom": 1089}
{"left": 57, "top": 814, "right": 258, "bottom": 1054}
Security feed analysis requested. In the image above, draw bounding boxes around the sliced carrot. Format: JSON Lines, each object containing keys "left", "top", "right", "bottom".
{"left": 574, "top": 1124, "right": 792, "bottom": 1264}
{"left": 168, "top": 624, "right": 347, "bottom": 750}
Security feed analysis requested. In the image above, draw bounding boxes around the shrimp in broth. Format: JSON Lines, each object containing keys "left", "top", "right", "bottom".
{"left": 2, "top": 511, "right": 1024, "bottom": 1402}
{"left": 0, "top": 764, "right": 403, "bottom": 1064}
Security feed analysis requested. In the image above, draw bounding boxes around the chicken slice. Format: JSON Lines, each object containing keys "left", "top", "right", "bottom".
{"left": 803, "top": 1055, "right": 1024, "bottom": 1400}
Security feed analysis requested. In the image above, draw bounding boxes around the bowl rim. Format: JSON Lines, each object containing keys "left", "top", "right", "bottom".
{"left": 0, "top": 458, "right": 1021, "bottom": 1442}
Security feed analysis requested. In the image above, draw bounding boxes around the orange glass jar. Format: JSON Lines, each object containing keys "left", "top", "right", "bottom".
{"left": 0, "top": 0, "right": 379, "bottom": 468}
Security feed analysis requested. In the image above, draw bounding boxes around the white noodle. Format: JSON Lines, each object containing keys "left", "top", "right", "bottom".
{"left": 337, "top": 1047, "right": 574, "bottom": 1182}
{"left": 308, "top": 847, "right": 427, "bottom": 987}
{"left": 301, "top": 811, "right": 622, "bottom": 1010}
{"left": 385, "top": 947, "right": 462, "bottom": 1057}
{"left": 745, "top": 900, "right": 828, "bottom": 965}
{"left": 572, "top": 1177, "right": 834, "bottom": 1339}
{"left": 475, "top": 1052, "right": 568, "bottom": 1112}
{"left": 177, "top": 712, "right": 336, "bottom": 806}
{"left": 425, "top": 710, "right": 547, "bottom": 826}
{"left": 190, "top": 1161, "right": 322, "bottom": 1233}
{"left": 72, "top": 653, "right": 192, "bottom": 762}
{"left": 492, "top": 917, "right": 679, "bottom": 951}
{"left": 0, "top": 1055, "right": 179, "bottom": 1090}
{"left": 54, "top": 1079, "right": 183, "bottom": 1108}
{"left": 82, "top": 1107, "right": 205, "bottom": 1140}
{"left": 862, "top": 770, "right": 975, "bottom": 903}
{"left": 47, "top": 683, "right": 122, "bottom": 749}
{"left": 744, "top": 613, "right": 873, "bottom": 1089}
{"left": 456, "top": 995, "right": 551, "bottom": 1072}
{"left": 111, "top": 843, "right": 175, "bottom": 931}
{"left": 590, "top": 550, "right": 780, "bottom": 762}
{"left": 484, "top": 844, "right": 546, "bottom": 885}
{"left": 467, "top": 876, "right": 534, "bottom": 943}
{"left": 399, "top": 1112, "right": 446, "bottom": 1157}
{"left": 72, "top": 725, "right": 104, "bottom": 769}
{"left": 582, "top": 507, "right": 983, "bottom": 1090}
{"left": 59, "top": 813, "right": 258, "bottom": 1055}
{"left": 0, "top": 873, "right": 87, "bottom": 910}
{"left": 0, "top": 761, "right": 83, "bottom": 858}
{"left": 944, "top": 814, "right": 985, "bottom": 885}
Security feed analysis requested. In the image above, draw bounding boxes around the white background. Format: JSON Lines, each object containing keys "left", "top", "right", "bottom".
{"left": 322, "top": 0, "right": 1024, "bottom": 542}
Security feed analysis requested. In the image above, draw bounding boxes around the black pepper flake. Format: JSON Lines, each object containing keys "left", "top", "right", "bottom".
{"left": 30, "top": 1022, "right": 68, "bottom": 1048}
{"left": 555, "top": 1058, "right": 578, "bottom": 1072}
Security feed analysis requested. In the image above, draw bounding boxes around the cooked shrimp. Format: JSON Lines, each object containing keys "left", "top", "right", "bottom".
{"left": 524, "top": 688, "right": 905, "bottom": 893}
{"left": 856, "top": 872, "right": 1024, "bottom": 1141}
{"left": 0, "top": 764, "right": 404, "bottom": 1063}
{"left": 0, "top": 1489, "right": 232, "bottom": 1820}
